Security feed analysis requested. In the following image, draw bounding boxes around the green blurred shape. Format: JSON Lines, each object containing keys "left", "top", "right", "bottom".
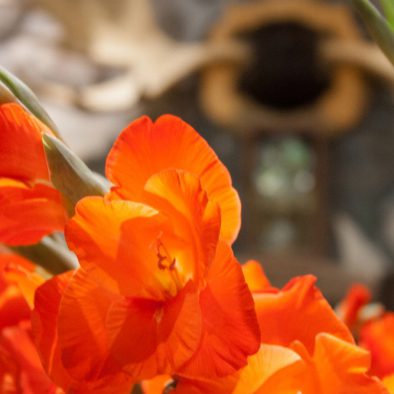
{"left": 380, "top": 0, "right": 394, "bottom": 30}
{"left": 43, "top": 133, "right": 109, "bottom": 213}
{"left": 352, "top": 0, "right": 394, "bottom": 66}
{"left": 12, "top": 236, "right": 76, "bottom": 275}
{"left": 0, "top": 81, "right": 17, "bottom": 104}
{"left": 0, "top": 66, "right": 60, "bottom": 135}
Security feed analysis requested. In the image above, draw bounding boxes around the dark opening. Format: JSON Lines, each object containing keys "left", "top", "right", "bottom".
{"left": 237, "top": 22, "right": 331, "bottom": 110}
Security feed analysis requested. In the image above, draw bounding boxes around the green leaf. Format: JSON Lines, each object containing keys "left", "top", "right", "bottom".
{"left": 42, "top": 133, "right": 109, "bottom": 213}
{"left": 352, "top": 0, "right": 394, "bottom": 66}
{"left": 0, "top": 66, "right": 60, "bottom": 135}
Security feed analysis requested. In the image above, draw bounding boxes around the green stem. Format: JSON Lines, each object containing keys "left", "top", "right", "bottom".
{"left": 11, "top": 236, "right": 77, "bottom": 275}
{"left": 352, "top": 0, "right": 394, "bottom": 66}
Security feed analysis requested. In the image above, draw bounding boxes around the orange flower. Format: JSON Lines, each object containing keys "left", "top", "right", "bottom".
{"left": 0, "top": 252, "right": 62, "bottom": 393}
{"left": 32, "top": 116, "right": 259, "bottom": 387}
{"left": 243, "top": 262, "right": 353, "bottom": 351}
{"left": 0, "top": 103, "right": 67, "bottom": 245}
{"left": 142, "top": 344, "right": 302, "bottom": 394}
{"left": 142, "top": 334, "right": 388, "bottom": 394}
{"left": 106, "top": 115, "right": 241, "bottom": 244}
{"left": 142, "top": 262, "right": 388, "bottom": 393}
{"left": 360, "top": 313, "right": 394, "bottom": 378}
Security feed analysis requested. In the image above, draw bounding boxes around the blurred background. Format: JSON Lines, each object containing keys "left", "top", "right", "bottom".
{"left": 1, "top": 0, "right": 393, "bottom": 304}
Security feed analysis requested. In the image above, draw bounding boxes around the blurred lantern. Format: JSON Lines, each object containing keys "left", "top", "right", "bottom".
{"left": 200, "top": 0, "right": 394, "bottom": 256}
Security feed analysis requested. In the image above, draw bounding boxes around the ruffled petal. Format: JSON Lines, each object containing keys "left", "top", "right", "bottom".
{"left": 33, "top": 269, "right": 134, "bottom": 393}
{"left": 254, "top": 275, "right": 353, "bottom": 353}
{"left": 2, "top": 254, "right": 45, "bottom": 309}
{"left": 1, "top": 322, "right": 60, "bottom": 393}
{"left": 66, "top": 196, "right": 174, "bottom": 299}
{"left": 0, "top": 179, "right": 67, "bottom": 245}
{"left": 179, "top": 242, "right": 260, "bottom": 378}
{"left": 0, "top": 103, "right": 50, "bottom": 182}
{"left": 32, "top": 271, "right": 74, "bottom": 390}
{"left": 360, "top": 313, "right": 394, "bottom": 378}
{"left": 242, "top": 260, "right": 271, "bottom": 292}
{"left": 309, "top": 333, "right": 389, "bottom": 394}
{"left": 106, "top": 115, "right": 240, "bottom": 243}
{"left": 142, "top": 169, "right": 220, "bottom": 280}
{"left": 107, "top": 281, "right": 201, "bottom": 380}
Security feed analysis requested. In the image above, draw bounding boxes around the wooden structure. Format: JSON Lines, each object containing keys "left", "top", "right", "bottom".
{"left": 200, "top": 0, "right": 390, "bottom": 281}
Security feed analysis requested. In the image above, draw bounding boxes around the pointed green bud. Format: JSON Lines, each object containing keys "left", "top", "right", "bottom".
{"left": 42, "top": 133, "right": 109, "bottom": 212}
{"left": 12, "top": 236, "right": 77, "bottom": 275}
{"left": 0, "top": 66, "right": 60, "bottom": 135}
{"left": 352, "top": 0, "right": 394, "bottom": 66}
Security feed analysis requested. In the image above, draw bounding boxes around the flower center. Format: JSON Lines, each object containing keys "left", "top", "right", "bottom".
{"left": 155, "top": 239, "right": 183, "bottom": 295}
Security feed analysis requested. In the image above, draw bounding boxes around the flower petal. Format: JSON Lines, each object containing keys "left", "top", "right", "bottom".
{"left": 242, "top": 260, "right": 271, "bottom": 292}
{"left": 32, "top": 271, "right": 74, "bottom": 390}
{"left": 253, "top": 275, "right": 353, "bottom": 353}
{"left": 179, "top": 242, "right": 260, "bottom": 378}
{"left": 0, "top": 179, "right": 67, "bottom": 245}
{"left": 142, "top": 169, "right": 220, "bottom": 280}
{"left": 360, "top": 313, "right": 394, "bottom": 378}
{"left": 106, "top": 115, "right": 240, "bottom": 243}
{"left": 0, "top": 103, "right": 50, "bottom": 182}
{"left": 310, "top": 333, "right": 389, "bottom": 394}
{"left": 1, "top": 322, "right": 60, "bottom": 393}
{"left": 107, "top": 281, "right": 202, "bottom": 380}
{"left": 66, "top": 196, "right": 173, "bottom": 298}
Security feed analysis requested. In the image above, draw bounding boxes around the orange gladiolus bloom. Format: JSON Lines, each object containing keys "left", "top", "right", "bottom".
{"left": 142, "top": 335, "right": 389, "bottom": 394}
{"left": 0, "top": 103, "right": 67, "bottom": 245}
{"left": 32, "top": 116, "right": 259, "bottom": 388}
{"left": 106, "top": 115, "right": 241, "bottom": 244}
{"left": 360, "top": 313, "right": 394, "bottom": 378}
{"left": 243, "top": 262, "right": 354, "bottom": 350}
{"left": 0, "top": 253, "right": 62, "bottom": 393}
{"left": 142, "top": 262, "right": 388, "bottom": 393}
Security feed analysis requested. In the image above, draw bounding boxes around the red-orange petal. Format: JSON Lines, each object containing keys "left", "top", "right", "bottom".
{"left": 271, "top": 335, "right": 390, "bottom": 394}
{"left": 145, "top": 345, "right": 302, "bottom": 394}
{"left": 242, "top": 260, "right": 271, "bottom": 292}
{"left": 1, "top": 321, "right": 61, "bottom": 393}
{"left": 105, "top": 115, "right": 240, "bottom": 243}
{"left": 0, "top": 103, "right": 51, "bottom": 182}
{"left": 0, "top": 179, "right": 67, "bottom": 245}
{"left": 179, "top": 242, "right": 260, "bottom": 378}
{"left": 33, "top": 269, "right": 134, "bottom": 393}
{"left": 360, "top": 313, "right": 394, "bottom": 378}
{"left": 337, "top": 284, "right": 371, "bottom": 329}
{"left": 32, "top": 271, "right": 74, "bottom": 390}
{"left": 310, "top": 333, "right": 389, "bottom": 394}
{"left": 3, "top": 256, "right": 45, "bottom": 309}
{"left": 0, "top": 253, "right": 37, "bottom": 329}
{"left": 66, "top": 196, "right": 172, "bottom": 299}
{"left": 107, "top": 281, "right": 202, "bottom": 380}
{"left": 253, "top": 275, "right": 353, "bottom": 353}
{"left": 142, "top": 169, "right": 221, "bottom": 280}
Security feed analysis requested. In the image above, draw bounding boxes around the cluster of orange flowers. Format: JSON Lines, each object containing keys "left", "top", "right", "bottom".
{"left": 0, "top": 101, "right": 393, "bottom": 393}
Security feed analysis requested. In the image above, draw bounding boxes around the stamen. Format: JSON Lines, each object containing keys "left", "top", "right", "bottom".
{"left": 156, "top": 239, "right": 183, "bottom": 293}
{"left": 156, "top": 240, "right": 176, "bottom": 270}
